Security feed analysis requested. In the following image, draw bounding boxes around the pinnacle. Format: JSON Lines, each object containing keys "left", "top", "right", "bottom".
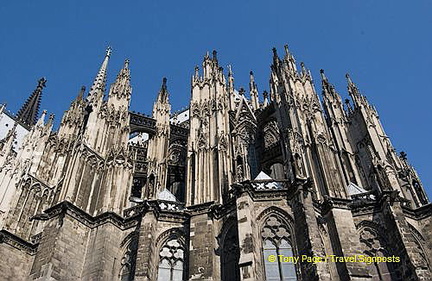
{"left": 16, "top": 77, "right": 46, "bottom": 126}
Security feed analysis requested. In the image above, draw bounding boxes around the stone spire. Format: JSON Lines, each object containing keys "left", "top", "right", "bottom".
{"left": 108, "top": 59, "right": 132, "bottom": 105}
{"left": 146, "top": 77, "right": 171, "bottom": 199}
{"left": 227, "top": 65, "right": 234, "bottom": 93}
{"left": 249, "top": 71, "right": 259, "bottom": 110}
{"left": 77, "top": 86, "right": 86, "bottom": 101}
{"left": 16, "top": 77, "right": 46, "bottom": 127}
{"left": 346, "top": 73, "right": 362, "bottom": 106}
{"left": 320, "top": 69, "right": 336, "bottom": 99}
{"left": 283, "top": 44, "right": 297, "bottom": 73}
{"left": 158, "top": 77, "right": 169, "bottom": 103}
{"left": 153, "top": 77, "right": 171, "bottom": 122}
{"left": 87, "top": 47, "right": 111, "bottom": 104}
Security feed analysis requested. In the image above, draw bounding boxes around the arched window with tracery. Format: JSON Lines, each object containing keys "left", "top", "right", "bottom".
{"left": 359, "top": 225, "right": 397, "bottom": 281}
{"left": 262, "top": 215, "right": 297, "bottom": 281}
{"left": 157, "top": 238, "right": 185, "bottom": 281}
{"left": 119, "top": 233, "right": 138, "bottom": 281}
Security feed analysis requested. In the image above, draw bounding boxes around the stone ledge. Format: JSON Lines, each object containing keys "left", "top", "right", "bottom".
{"left": 0, "top": 229, "right": 38, "bottom": 255}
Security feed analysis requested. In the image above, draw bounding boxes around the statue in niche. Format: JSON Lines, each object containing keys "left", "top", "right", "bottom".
{"left": 236, "top": 164, "right": 244, "bottom": 182}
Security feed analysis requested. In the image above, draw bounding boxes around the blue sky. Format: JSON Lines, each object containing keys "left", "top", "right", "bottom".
{"left": 0, "top": 1, "right": 431, "bottom": 197}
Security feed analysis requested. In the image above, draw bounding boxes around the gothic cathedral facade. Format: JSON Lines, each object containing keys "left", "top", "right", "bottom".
{"left": 0, "top": 46, "right": 431, "bottom": 280}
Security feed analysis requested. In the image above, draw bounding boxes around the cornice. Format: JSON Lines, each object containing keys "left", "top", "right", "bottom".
{"left": 321, "top": 196, "right": 352, "bottom": 215}
{"left": 0, "top": 229, "right": 38, "bottom": 255}
{"left": 402, "top": 203, "right": 432, "bottom": 220}
{"left": 35, "top": 201, "right": 140, "bottom": 230}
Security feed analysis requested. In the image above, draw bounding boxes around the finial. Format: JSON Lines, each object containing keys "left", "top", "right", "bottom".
{"left": 227, "top": 65, "right": 233, "bottom": 76}
{"left": 38, "top": 77, "right": 47, "bottom": 89}
{"left": 124, "top": 59, "right": 130, "bottom": 68}
{"left": 77, "top": 86, "right": 86, "bottom": 99}
{"left": 162, "top": 77, "right": 167, "bottom": 87}
{"left": 194, "top": 65, "right": 199, "bottom": 77}
{"left": 212, "top": 50, "right": 217, "bottom": 60}
{"left": 345, "top": 73, "right": 353, "bottom": 85}
{"left": 36, "top": 110, "right": 47, "bottom": 126}
{"left": 47, "top": 113, "right": 55, "bottom": 125}
{"left": 400, "top": 151, "right": 407, "bottom": 160}
{"left": 249, "top": 71, "right": 255, "bottom": 88}
{"left": 284, "top": 44, "right": 290, "bottom": 55}
{"left": 300, "top": 62, "right": 307, "bottom": 74}
{"left": 272, "top": 47, "right": 278, "bottom": 57}
{"left": 263, "top": 90, "right": 269, "bottom": 107}
{"left": 106, "top": 46, "right": 112, "bottom": 57}
{"left": 239, "top": 88, "right": 245, "bottom": 95}
{"left": 320, "top": 69, "right": 327, "bottom": 81}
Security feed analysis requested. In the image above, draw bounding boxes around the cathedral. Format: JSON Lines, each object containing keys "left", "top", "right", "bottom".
{"left": 0, "top": 45, "right": 431, "bottom": 281}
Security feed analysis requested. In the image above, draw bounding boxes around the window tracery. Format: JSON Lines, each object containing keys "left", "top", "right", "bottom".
{"left": 119, "top": 236, "right": 138, "bottom": 281}
{"left": 157, "top": 238, "right": 185, "bottom": 281}
{"left": 262, "top": 215, "right": 297, "bottom": 281}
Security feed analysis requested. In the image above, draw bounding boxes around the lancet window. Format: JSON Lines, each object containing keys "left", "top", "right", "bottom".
{"left": 262, "top": 215, "right": 297, "bottom": 281}
{"left": 157, "top": 238, "right": 185, "bottom": 281}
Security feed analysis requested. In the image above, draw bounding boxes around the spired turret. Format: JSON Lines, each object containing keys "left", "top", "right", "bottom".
{"left": 56, "top": 48, "right": 133, "bottom": 215}
{"left": 186, "top": 51, "right": 233, "bottom": 206}
{"left": 145, "top": 78, "right": 172, "bottom": 199}
{"left": 269, "top": 47, "right": 346, "bottom": 199}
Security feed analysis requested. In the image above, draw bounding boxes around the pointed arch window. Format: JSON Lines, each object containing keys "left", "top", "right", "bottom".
{"left": 157, "top": 239, "right": 185, "bottom": 281}
{"left": 119, "top": 238, "right": 138, "bottom": 281}
{"left": 262, "top": 215, "right": 297, "bottom": 281}
{"left": 359, "top": 227, "right": 397, "bottom": 281}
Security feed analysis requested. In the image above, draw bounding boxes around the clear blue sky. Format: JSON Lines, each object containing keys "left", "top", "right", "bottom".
{"left": 0, "top": 1, "right": 431, "bottom": 197}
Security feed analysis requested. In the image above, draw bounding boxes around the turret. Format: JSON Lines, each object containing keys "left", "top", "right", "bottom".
{"left": 145, "top": 78, "right": 172, "bottom": 199}
{"left": 186, "top": 51, "right": 233, "bottom": 205}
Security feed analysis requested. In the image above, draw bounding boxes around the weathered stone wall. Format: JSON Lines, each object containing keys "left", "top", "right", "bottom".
{"left": 30, "top": 214, "right": 89, "bottom": 280}
{"left": 188, "top": 211, "right": 222, "bottom": 280}
{"left": 0, "top": 242, "right": 34, "bottom": 281}
{"left": 81, "top": 223, "right": 130, "bottom": 281}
